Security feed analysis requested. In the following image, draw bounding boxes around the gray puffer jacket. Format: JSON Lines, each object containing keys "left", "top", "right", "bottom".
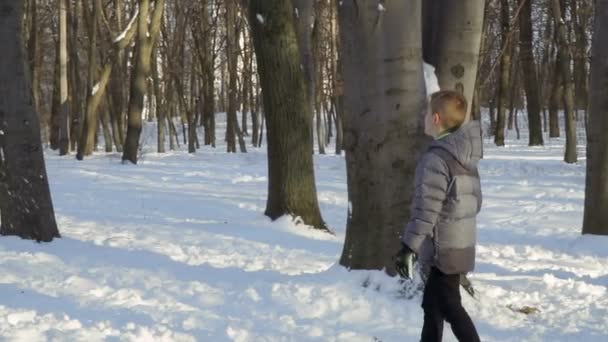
{"left": 402, "top": 120, "right": 483, "bottom": 275}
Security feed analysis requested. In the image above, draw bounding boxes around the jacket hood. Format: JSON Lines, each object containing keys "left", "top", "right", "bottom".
{"left": 430, "top": 120, "right": 483, "bottom": 171}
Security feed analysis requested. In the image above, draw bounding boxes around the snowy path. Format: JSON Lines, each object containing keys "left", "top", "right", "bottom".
{"left": 0, "top": 123, "right": 606, "bottom": 341}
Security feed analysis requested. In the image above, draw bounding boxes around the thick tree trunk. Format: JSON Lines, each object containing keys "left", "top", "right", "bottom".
{"left": 249, "top": 0, "right": 328, "bottom": 231}
{"left": 423, "top": 0, "right": 485, "bottom": 122}
{"left": 519, "top": 0, "right": 544, "bottom": 146}
{"left": 495, "top": 0, "right": 511, "bottom": 147}
{"left": 0, "top": 0, "right": 60, "bottom": 242}
{"left": 552, "top": 0, "right": 577, "bottom": 163}
{"left": 583, "top": 0, "right": 608, "bottom": 235}
{"left": 338, "top": 1, "right": 426, "bottom": 272}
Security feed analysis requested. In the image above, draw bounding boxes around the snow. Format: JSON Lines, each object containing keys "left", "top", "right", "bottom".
{"left": 91, "top": 83, "right": 100, "bottom": 96}
{"left": 424, "top": 62, "right": 441, "bottom": 96}
{"left": 0, "top": 113, "right": 606, "bottom": 341}
{"left": 256, "top": 14, "right": 265, "bottom": 24}
{"left": 113, "top": 7, "right": 139, "bottom": 43}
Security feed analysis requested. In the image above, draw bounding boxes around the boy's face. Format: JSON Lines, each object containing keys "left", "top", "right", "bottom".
{"left": 424, "top": 107, "right": 443, "bottom": 138}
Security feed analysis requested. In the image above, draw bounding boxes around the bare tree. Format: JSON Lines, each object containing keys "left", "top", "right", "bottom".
{"left": 248, "top": 0, "right": 328, "bottom": 231}
{"left": 123, "top": 0, "right": 165, "bottom": 164}
{"left": 551, "top": 0, "right": 577, "bottom": 163}
{"left": 494, "top": 0, "right": 512, "bottom": 146}
{"left": 519, "top": 0, "right": 543, "bottom": 146}
{"left": 58, "top": 0, "right": 70, "bottom": 155}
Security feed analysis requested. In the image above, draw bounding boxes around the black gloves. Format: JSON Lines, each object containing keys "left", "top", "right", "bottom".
{"left": 394, "top": 243, "right": 417, "bottom": 280}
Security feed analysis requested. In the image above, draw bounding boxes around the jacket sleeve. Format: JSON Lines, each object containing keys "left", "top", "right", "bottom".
{"left": 402, "top": 152, "right": 450, "bottom": 254}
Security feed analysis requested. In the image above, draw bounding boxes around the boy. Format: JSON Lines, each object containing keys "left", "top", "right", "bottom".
{"left": 395, "top": 90, "right": 482, "bottom": 342}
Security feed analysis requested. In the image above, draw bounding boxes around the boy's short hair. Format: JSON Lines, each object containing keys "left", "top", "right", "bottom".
{"left": 430, "top": 90, "right": 467, "bottom": 130}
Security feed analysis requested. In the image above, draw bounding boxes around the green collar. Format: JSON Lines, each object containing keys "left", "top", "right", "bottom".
{"left": 435, "top": 130, "right": 452, "bottom": 141}
{"left": 435, "top": 126, "right": 460, "bottom": 140}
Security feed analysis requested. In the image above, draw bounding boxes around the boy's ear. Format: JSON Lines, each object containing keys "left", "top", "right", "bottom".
{"left": 433, "top": 112, "right": 441, "bottom": 125}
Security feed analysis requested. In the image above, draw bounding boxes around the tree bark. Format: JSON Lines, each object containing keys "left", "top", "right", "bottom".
{"left": 551, "top": 0, "right": 577, "bottom": 163}
{"left": 494, "top": 0, "right": 511, "bottom": 147}
{"left": 583, "top": 0, "right": 608, "bottom": 235}
{"left": 123, "top": 0, "right": 165, "bottom": 164}
{"left": 571, "top": 0, "right": 589, "bottom": 113}
{"left": 423, "top": 0, "right": 485, "bottom": 122}
{"left": 225, "top": 0, "right": 238, "bottom": 153}
{"left": 549, "top": 58, "right": 562, "bottom": 138}
{"left": 519, "top": 0, "right": 544, "bottom": 146}
{"left": 0, "top": 0, "right": 60, "bottom": 242}
{"left": 58, "top": 0, "right": 70, "bottom": 155}
{"left": 249, "top": 0, "right": 328, "bottom": 231}
{"left": 338, "top": 1, "right": 427, "bottom": 272}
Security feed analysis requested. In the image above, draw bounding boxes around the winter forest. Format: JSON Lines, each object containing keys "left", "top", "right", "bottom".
{"left": 0, "top": 0, "right": 607, "bottom": 340}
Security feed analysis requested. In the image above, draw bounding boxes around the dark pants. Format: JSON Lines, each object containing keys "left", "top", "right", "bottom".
{"left": 420, "top": 267, "right": 480, "bottom": 342}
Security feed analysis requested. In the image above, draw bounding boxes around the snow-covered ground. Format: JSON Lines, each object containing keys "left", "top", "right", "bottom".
{"left": 0, "top": 114, "right": 606, "bottom": 341}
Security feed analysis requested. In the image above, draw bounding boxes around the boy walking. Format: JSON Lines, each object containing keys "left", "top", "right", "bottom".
{"left": 395, "top": 90, "right": 482, "bottom": 342}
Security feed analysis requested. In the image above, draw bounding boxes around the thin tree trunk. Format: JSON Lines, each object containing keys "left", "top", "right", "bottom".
{"left": 515, "top": 109, "right": 520, "bottom": 140}
{"left": 508, "top": 57, "right": 519, "bottom": 131}
{"left": 571, "top": 0, "right": 589, "bottom": 113}
{"left": 153, "top": 49, "right": 165, "bottom": 153}
{"left": 0, "top": 0, "right": 60, "bottom": 242}
{"left": 549, "top": 59, "right": 562, "bottom": 138}
{"left": 338, "top": 0, "right": 426, "bottom": 272}
{"left": 242, "top": 30, "right": 250, "bottom": 137}
{"left": 225, "top": 0, "right": 238, "bottom": 153}
{"left": 519, "top": 0, "right": 544, "bottom": 146}
{"left": 123, "top": 0, "right": 165, "bottom": 164}
{"left": 249, "top": 0, "right": 328, "bottom": 231}
{"left": 50, "top": 42, "right": 60, "bottom": 150}
{"left": 68, "top": 0, "right": 82, "bottom": 152}
{"left": 495, "top": 0, "right": 511, "bottom": 146}
{"left": 552, "top": 0, "right": 577, "bottom": 163}
{"left": 471, "top": 2, "right": 491, "bottom": 122}
{"left": 58, "top": 0, "right": 70, "bottom": 155}
{"left": 100, "top": 102, "right": 113, "bottom": 152}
